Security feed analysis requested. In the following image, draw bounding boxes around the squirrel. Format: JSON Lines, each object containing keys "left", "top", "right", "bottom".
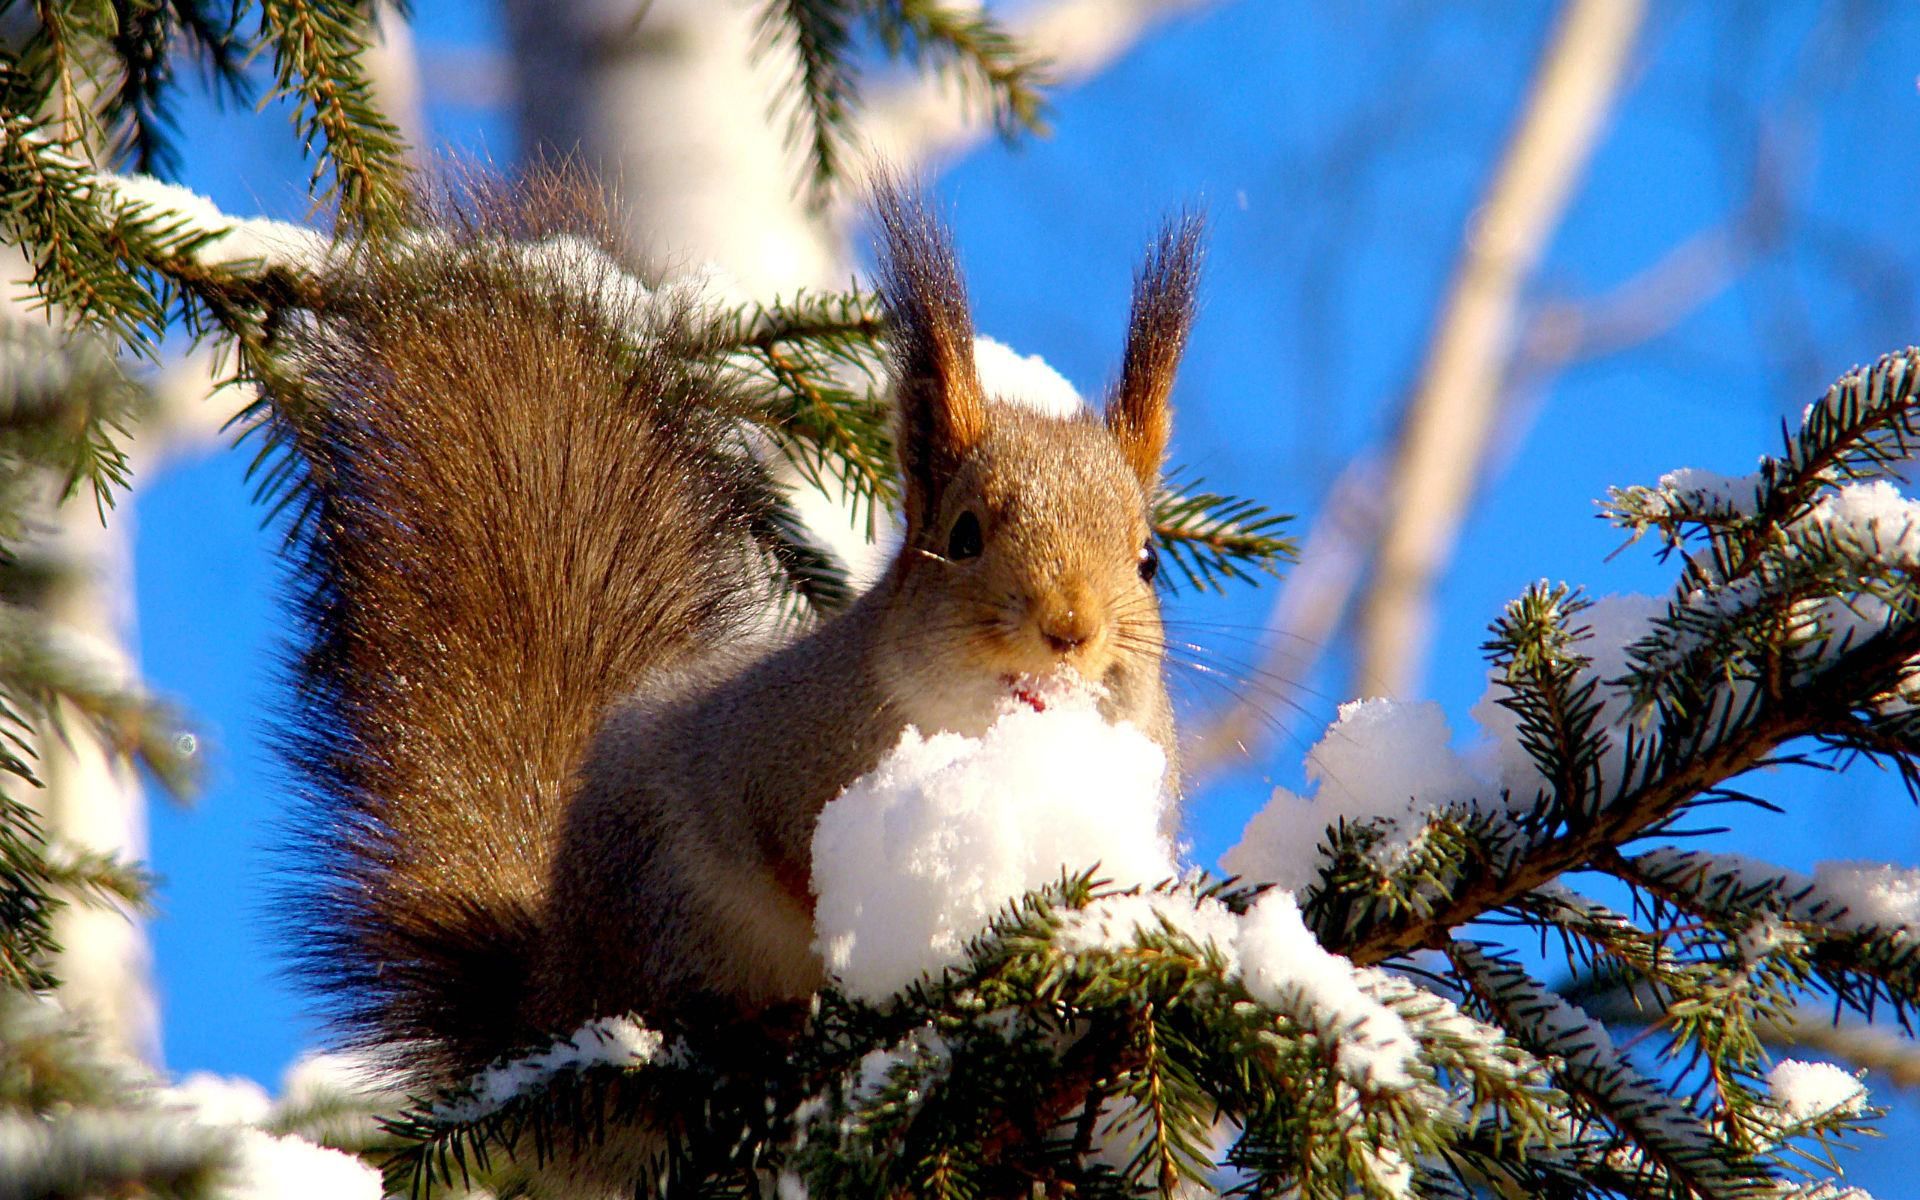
{"left": 277, "top": 175, "right": 1202, "bottom": 1099}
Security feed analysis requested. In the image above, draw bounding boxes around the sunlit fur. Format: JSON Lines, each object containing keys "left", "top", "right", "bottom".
{"left": 874, "top": 403, "right": 1172, "bottom": 744}
{"left": 537, "top": 189, "right": 1197, "bottom": 1053}
{"left": 282, "top": 171, "right": 1206, "bottom": 1134}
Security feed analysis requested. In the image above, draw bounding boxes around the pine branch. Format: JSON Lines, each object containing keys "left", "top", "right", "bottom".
{"left": 754, "top": 0, "right": 1050, "bottom": 204}
{"left": 1450, "top": 942, "right": 1770, "bottom": 1200}
{"left": 255, "top": 0, "right": 408, "bottom": 229}
{"left": 865, "top": 0, "right": 1052, "bottom": 140}
{"left": 756, "top": 0, "right": 861, "bottom": 206}
{"left": 1151, "top": 473, "right": 1294, "bottom": 594}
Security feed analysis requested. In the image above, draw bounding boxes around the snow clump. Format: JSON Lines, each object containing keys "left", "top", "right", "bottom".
{"left": 1810, "top": 861, "right": 1920, "bottom": 931}
{"left": 1223, "top": 697, "right": 1486, "bottom": 892}
{"left": 110, "top": 174, "right": 327, "bottom": 271}
{"left": 811, "top": 684, "right": 1176, "bottom": 1002}
{"left": 429, "top": 1015, "right": 668, "bottom": 1124}
{"left": 1765, "top": 1059, "right": 1868, "bottom": 1123}
{"left": 165, "top": 1071, "right": 381, "bottom": 1200}
{"left": 974, "top": 335, "right": 1085, "bottom": 417}
{"left": 811, "top": 688, "right": 1421, "bottom": 1090}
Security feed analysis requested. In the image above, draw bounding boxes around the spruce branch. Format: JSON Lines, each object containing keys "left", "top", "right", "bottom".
{"left": 1483, "top": 583, "right": 1611, "bottom": 821}
{"left": 866, "top": 0, "right": 1052, "bottom": 141}
{"left": 1605, "top": 349, "right": 1920, "bottom": 572}
{"left": 1612, "top": 850, "right": 1920, "bottom": 1031}
{"left": 255, "top": 0, "right": 409, "bottom": 229}
{"left": 0, "top": 792, "right": 71, "bottom": 993}
{"left": 1151, "top": 473, "right": 1294, "bottom": 594}
{"left": 754, "top": 0, "right": 1050, "bottom": 204}
{"left": 103, "top": 0, "right": 253, "bottom": 177}
{"left": 756, "top": 0, "right": 861, "bottom": 206}
{"left": 0, "top": 90, "right": 214, "bottom": 351}
{"left": 0, "top": 321, "right": 147, "bottom": 516}
{"left": 1315, "top": 611, "right": 1920, "bottom": 967}
{"left": 0, "top": 599, "right": 199, "bottom": 797}
{"left": 0, "top": 796, "right": 151, "bottom": 996}
{"left": 0, "top": 992, "right": 237, "bottom": 1200}
{"left": 1302, "top": 353, "right": 1920, "bottom": 971}
{"left": 681, "top": 288, "right": 899, "bottom": 526}
{"left": 1450, "top": 941, "right": 1770, "bottom": 1200}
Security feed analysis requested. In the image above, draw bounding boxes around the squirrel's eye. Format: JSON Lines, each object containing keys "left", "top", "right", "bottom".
{"left": 946, "top": 511, "right": 984, "bottom": 561}
{"left": 1138, "top": 538, "right": 1160, "bottom": 584}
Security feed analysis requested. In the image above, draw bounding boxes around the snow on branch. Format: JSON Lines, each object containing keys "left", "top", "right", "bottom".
{"left": 1616, "top": 849, "right": 1920, "bottom": 1024}
{"left": 1256, "top": 353, "right": 1920, "bottom": 971}
{"left": 1450, "top": 942, "right": 1761, "bottom": 1200}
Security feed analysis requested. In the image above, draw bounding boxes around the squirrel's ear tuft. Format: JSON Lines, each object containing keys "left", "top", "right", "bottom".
{"left": 873, "top": 178, "right": 987, "bottom": 529}
{"left": 1107, "top": 213, "right": 1204, "bottom": 490}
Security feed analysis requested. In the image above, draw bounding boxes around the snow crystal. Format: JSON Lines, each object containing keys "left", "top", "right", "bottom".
{"left": 811, "top": 690, "right": 1174, "bottom": 1002}
{"left": 1766, "top": 1059, "right": 1867, "bottom": 1123}
{"left": 1234, "top": 892, "right": 1417, "bottom": 1090}
{"left": 1055, "top": 891, "right": 1243, "bottom": 974}
{"left": 1735, "top": 916, "right": 1801, "bottom": 963}
{"left": 431, "top": 1015, "right": 667, "bottom": 1123}
{"left": 110, "top": 174, "right": 327, "bottom": 271}
{"left": 974, "top": 335, "right": 1084, "bottom": 417}
{"left": 1223, "top": 698, "right": 1486, "bottom": 891}
{"left": 1811, "top": 861, "right": 1920, "bottom": 931}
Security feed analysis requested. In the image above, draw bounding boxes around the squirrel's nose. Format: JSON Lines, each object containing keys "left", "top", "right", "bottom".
{"left": 1037, "top": 607, "right": 1097, "bottom": 656}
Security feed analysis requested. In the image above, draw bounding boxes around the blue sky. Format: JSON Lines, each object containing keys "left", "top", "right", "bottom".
{"left": 128, "top": 2, "right": 1920, "bottom": 1187}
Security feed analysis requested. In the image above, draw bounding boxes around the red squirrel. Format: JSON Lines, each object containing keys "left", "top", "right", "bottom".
{"left": 278, "top": 178, "right": 1200, "bottom": 1096}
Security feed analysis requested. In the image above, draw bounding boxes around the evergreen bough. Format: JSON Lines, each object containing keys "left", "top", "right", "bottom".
{"left": 361, "top": 352, "right": 1920, "bottom": 1199}
{"left": 0, "top": 4, "right": 1913, "bottom": 1198}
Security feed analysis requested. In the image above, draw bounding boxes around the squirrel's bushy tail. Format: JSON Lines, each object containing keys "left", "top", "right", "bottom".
{"left": 275, "top": 186, "right": 778, "bottom": 1081}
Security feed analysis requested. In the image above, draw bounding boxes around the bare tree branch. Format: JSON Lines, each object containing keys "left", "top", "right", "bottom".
{"left": 1355, "top": 0, "right": 1646, "bottom": 699}
{"left": 1180, "top": 458, "right": 1380, "bottom": 778}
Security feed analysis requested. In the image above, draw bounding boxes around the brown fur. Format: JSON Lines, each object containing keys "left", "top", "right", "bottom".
{"left": 281, "top": 177, "right": 1204, "bottom": 1097}
{"left": 279, "top": 186, "right": 779, "bottom": 1081}
{"left": 1109, "top": 215, "right": 1203, "bottom": 488}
